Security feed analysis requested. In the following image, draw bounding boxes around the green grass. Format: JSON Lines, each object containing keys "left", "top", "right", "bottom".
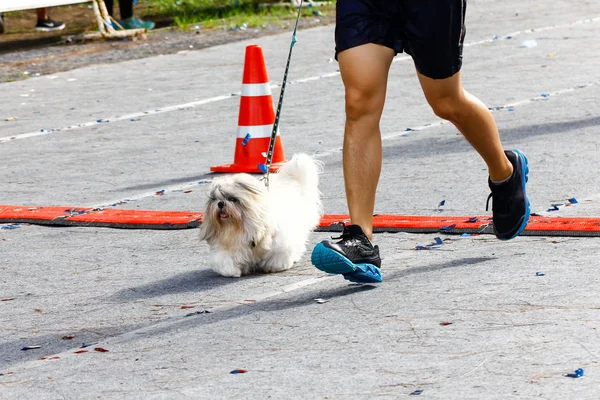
{"left": 145, "top": 0, "right": 332, "bottom": 30}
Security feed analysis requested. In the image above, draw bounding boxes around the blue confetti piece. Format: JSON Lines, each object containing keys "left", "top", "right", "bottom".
{"left": 1, "top": 224, "right": 20, "bottom": 230}
{"left": 410, "top": 390, "right": 424, "bottom": 396}
{"left": 461, "top": 233, "right": 471, "bottom": 237}
{"left": 541, "top": 93, "right": 549, "bottom": 98}
{"left": 415, "top": 237, "right": 444, "bottom": 250}
{"left": 535, "top": 272, "right": 545, "bottom": 276}
{"left": 569, "top": 197, "right": 578, "bottom": 204}
{"left": 507, "top": 107, "right": 514, "bottom": 111}
{"left": 405, "top": 127, "right": 414, "bottom": 131}
{"left": 467, "top": 217, "right": 478, "bottom": 223}
{"left": 230, "top": 369, "right": 247, "bottom": 374}
{"left": 241, "top": 133, "right": 251, "bottom": 146}
{"left": 547, "top": 204, "right": 560, "bottom": 212}
{"left": 258, "top": 164, "right": 268, "bottom": 173}
{"left": 492, "top": 35, "right": 499, "bottom": 40}
{"left": 440, "top": 224, "right": 456, "bottom": 231}
{"left": 438, "top": 200, "right": 446, "bottom": 207}
{"left": 566, "top": 368, "right": 584, "bottom": 378}
{"left": 506, "top": 36, "right": 512, "bottom": 39}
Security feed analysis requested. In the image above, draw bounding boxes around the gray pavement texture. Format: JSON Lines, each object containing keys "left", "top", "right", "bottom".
{"left": 1, "top": 0, "right": 600, "bottom": 399}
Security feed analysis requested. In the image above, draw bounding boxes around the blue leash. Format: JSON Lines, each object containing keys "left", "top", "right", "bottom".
{"left": 263, "top": 0, "right": 303, "bottom": 188}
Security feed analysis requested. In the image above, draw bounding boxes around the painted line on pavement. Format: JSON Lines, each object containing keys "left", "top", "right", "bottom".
{"left": 312, "top": 80, "right": 600, "bottom": 159}
{"left": 5, "top": 274, "right": 336, "bottom": 376}
{"left": 84, "top": 79, "right": 599, "bottom": 210}
{"left": 1, "top": 16, "right": 598, "bottom": 145}
{"left": 0, "top": 95, "right": 232, "bottom": 144}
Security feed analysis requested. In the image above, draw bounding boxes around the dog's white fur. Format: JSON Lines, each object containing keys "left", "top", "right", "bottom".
{"left": 200, "top": 153, "right": 322, "bottom": 277}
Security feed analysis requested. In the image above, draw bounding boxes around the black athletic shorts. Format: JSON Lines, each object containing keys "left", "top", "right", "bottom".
{"left": 335, "top": 0, "right": 467, "bottom": 79}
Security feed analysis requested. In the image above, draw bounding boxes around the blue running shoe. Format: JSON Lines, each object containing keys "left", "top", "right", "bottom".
{"left": 486, "top": 149, "right": 531, "bottom": 240}
{"left": 311, "top": 224, "right": 382, "bottom": 283}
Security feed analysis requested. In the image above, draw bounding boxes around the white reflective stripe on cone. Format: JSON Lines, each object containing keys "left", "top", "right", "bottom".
{"left": 237, "top": 125, "right": 279, "bottom": 139}
{"left": 241, "top": 83, "right": 272, "bottom": 97}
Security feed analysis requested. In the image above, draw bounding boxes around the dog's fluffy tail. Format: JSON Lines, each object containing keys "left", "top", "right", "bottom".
{"left": 278, "top": 153, "right": 323, "bottom": 189}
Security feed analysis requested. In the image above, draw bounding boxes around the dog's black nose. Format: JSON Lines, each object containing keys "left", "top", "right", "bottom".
{"left": 218, "top": 201, "right": 224, "bottom": 209}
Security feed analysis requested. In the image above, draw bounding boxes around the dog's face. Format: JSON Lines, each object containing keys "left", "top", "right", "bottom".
{"left": 200, "top": 174, "right": 268, "bottom": 244}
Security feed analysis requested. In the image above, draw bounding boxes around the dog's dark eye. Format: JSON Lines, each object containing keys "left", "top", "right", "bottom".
{"left": 228, "top": 197, "right": 238, "bottom": 203}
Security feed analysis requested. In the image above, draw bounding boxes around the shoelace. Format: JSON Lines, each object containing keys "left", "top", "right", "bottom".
{"left": 331, "top": 231, "right": 352, "bottom": 241}
{"left": 330, "top": 221, "right": 350, "bottom": 241}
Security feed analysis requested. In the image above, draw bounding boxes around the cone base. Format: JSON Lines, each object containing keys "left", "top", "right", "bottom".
{"left": 210, "top": 161, "right": 286, "bottom": 174}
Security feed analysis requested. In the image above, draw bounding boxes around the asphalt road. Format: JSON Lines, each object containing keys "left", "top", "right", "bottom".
{"left": 1, "top": 1, "right": 600, "bottom": 398}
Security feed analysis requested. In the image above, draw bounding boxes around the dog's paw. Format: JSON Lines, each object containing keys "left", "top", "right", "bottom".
{"left": 210, "top": 254, "right": 243, "bottom": 278}
{"left": 260, "top": 254, "right": 295, "bottom": 274}
{"left": 212, "top": 265, "right": 243, "bottom": 278}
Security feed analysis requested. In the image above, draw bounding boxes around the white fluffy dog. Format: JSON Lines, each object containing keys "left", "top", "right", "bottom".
{"left": 200, "top": 153, "right": 322, "bottom": 277}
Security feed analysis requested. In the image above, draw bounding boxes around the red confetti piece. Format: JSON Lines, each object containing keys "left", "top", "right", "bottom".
{"left": 49, "top": 356, "right": 60, "bottom": 360}
{"left": 94, "top": 347, "right": 109, "bottom": 353}
{"left": 440, "top": 322, "right": 453, "bottom": 326}
{"left": 184, "top": 190, "right": 193, "bottom": 193}
{"left": 62, "top": 336, "right": 74, "bottom": 340}
{"left": 180, "top": 305, "right": 195, "bottom": 309}
{"left": 1, "top": 298, "right": 15, "bottom": 302}
{"left": 74, "top": 350, "right": 88, "bottom": 354}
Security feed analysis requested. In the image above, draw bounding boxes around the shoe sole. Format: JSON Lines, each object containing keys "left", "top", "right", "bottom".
{"left": 311, "top": 243, "right": 382, "bottom": 283}
{"left": 35, "top": 25, "right": 65, "bottom": 32}
{"left": 499, "top": 149, "right": 531, "bottom": 240}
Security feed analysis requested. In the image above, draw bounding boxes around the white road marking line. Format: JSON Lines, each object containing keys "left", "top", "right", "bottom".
{"left": 90, "top": 80, "right": 599, "bottom": 208}
{"left": 312, "top": 81, "right": 599, "bottom": 159}
{"left": 0, "top": 95, "right": 232, "bottom": 144}
{"left": 89, "top": 179, "right": 213, "bottom": 209}
{"left": 1, "top": 17, "right": 598, "bottom": 145}
{"left": 6, "top": 274, "right": 335, "bottom": 375}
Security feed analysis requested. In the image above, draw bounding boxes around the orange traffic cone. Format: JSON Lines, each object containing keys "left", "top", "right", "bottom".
{"left": 210, "top": 45, "right": 286, "bottom": 173}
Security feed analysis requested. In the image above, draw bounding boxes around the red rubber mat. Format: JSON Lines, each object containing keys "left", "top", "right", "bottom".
{"left": 1, "top": 205, "right": 600, "bottom": 236}
{"left": 0, "top": 205, "right": 203, "bottom": 230}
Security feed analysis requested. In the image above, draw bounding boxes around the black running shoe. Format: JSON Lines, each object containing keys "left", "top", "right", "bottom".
{"left": 486, "top": 149, "right": 531, "bottom": 240}
{"left": 35, "top": 19, "right": 66, "bottom": 32}
{"left": 311, "top": 224, "right": 382, "bottom": 283}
